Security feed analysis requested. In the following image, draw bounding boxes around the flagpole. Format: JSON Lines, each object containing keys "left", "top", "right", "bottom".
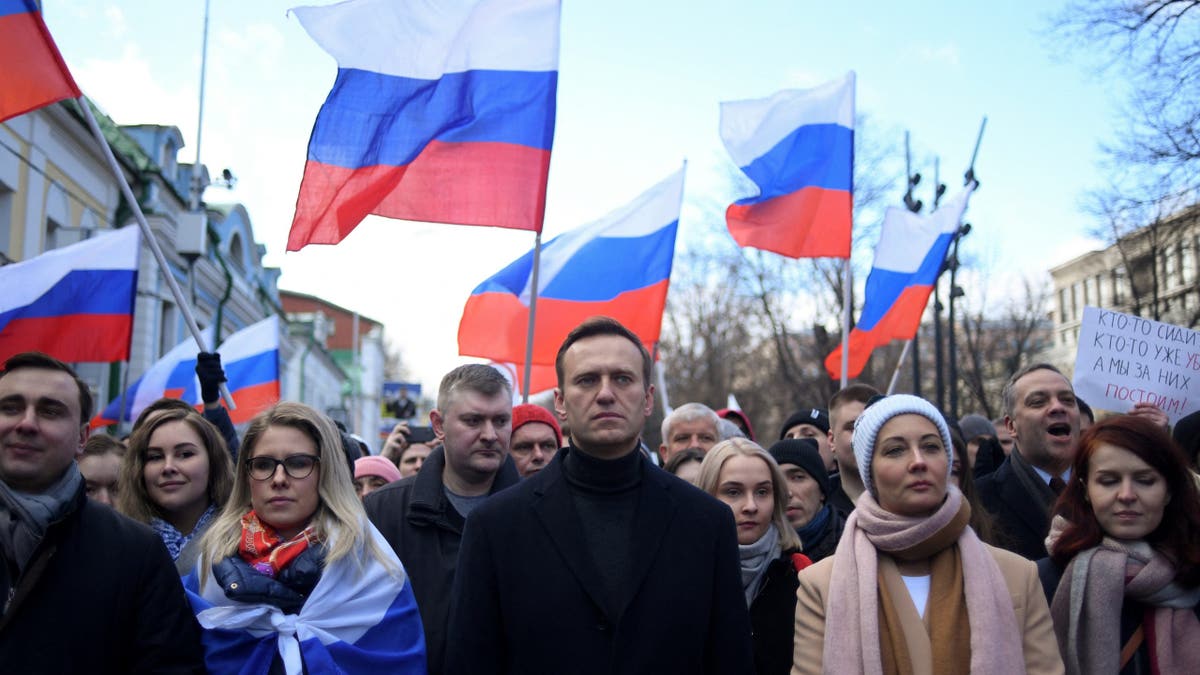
{"left": 840, "top": 260, "right": 851, "bottom": 388}
{"left": 652, "top": 343, "right": 671, "bottom": 416}
{"left": 76, "top": 98, "right": 235, "bottom": 410}
{"left": 887, "top": 340, "right": 912, "bottom": 395}
{"left": 521, "top": 231, "right": 543, "bottom": 403}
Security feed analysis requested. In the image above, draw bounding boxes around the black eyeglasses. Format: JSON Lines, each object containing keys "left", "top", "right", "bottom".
{"left": 247, "top": 454, "right": 320, "bottom": 481}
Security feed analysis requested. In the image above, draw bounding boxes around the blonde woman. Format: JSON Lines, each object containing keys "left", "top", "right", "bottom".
{"left": 186, "top": 402, "right": 425, "bottom": 674}
{"left": 698, "top": 438, "right": 808, "bottom": 675}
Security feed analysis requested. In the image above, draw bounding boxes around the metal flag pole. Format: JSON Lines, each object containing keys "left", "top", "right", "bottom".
{"left": 77, "top": 98, "right": 235, "bottom": 409}
{"left": 520, "top": 231, "right": 543, "bottom": 403}
{"left": 887, "top": 340, "right": 912, "bottom": 395}
{"left": 840, "top": 74, "right": 856, "bottom": 389}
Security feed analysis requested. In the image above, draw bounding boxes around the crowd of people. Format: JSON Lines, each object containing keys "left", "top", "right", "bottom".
{"left": 1, "top": 315, "right": 1198, "bottom": 673}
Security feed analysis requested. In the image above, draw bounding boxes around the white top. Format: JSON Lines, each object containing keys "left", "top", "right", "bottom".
{"left": 901, "top": 574, "right": 931, "bottom": 618}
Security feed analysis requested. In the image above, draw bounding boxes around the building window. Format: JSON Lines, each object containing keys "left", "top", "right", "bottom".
{"left": 1112, "top": 268, "right": 1126, "bottom": 304}
{"left": 1094, "top": 273, "right": 1105, "bottom": 307}
{"left": 1071, "top": 283, "right": 1080, "bottom": 320}
{"left": 1184, "top": 242, "right": 1196, "bottom": 285}
{"left": 1165, "top": 245, "right": 1177, "bottom": 289}
{"left": 1058, "top": 289, "right": 1068, "bottom": 323}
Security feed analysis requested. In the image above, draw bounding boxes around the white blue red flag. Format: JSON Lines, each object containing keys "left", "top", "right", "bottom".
{"left": 92, "top": 315, "right": 281, "bottom": 427}
{"left": 186, "top": 522, "right": 426, "bottom": 674}
{"left": 825, "top": 184, "right": 974, "bottom": 379}
{"left": 720, "top": 72, "right": 854, "bottom": 259}
{"left": 286, "top": 0, "right": 561, "bottom": 251}
{"left": 458, "top": 168, "right": 685, "bottom": 368}
{"left": 0, "top": 226, "right": 138, "bottom": 363}
{"left": 0, "top": 0, "right": 81, "bottom": 123}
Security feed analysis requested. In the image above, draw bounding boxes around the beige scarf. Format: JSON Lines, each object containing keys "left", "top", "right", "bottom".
{"left": 822, "top": 487, "right": 1026, "bottom": 674}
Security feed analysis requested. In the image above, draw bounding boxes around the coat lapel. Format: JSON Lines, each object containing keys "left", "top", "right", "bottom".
{"left": 620, "top": 460, "right": 676, "bottom": 618}
{"left": 531, "top": 458, "right": 611, "bottom": 615}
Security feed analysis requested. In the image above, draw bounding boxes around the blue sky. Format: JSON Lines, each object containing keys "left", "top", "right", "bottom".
{"left": 43, "top": 1, "right": 1117, "bottom": 391}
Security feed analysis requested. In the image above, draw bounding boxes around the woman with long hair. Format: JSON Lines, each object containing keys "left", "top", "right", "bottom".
{"left": 792, "top": 394, "right": 1062, "bottom": 674}
{"left": 186, "top": 402, "right": 425, "bottom": 674}
{"left": 698, "top": 438, "right": 806, "bottom": 675}
{"left": 1041, "top": 414, "right": 1200, "bottom": 674}
{"left": 117, "top": 407, "right": 234, "bottom": 574}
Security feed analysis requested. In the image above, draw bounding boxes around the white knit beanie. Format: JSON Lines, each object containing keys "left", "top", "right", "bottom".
{"left": 851, "top": 394, "right": 954, "bottom": 499}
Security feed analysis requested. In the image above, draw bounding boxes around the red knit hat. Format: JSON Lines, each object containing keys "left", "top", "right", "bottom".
{"left": 512, "top": 403, "right": 562, "bottom": 445}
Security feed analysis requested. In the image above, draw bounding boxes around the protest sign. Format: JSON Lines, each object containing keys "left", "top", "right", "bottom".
{"left": 1073, "top": 306, "right": 1200, "bottom": 424}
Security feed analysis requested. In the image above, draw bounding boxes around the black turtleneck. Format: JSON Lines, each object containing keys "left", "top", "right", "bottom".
{"left": 562, "top": 443, "right": 642, "bottom": 618}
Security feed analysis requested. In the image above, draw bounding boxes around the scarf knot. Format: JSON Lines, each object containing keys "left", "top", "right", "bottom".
{"left": 238, "top": 510, "right": 321, "bottom": 579}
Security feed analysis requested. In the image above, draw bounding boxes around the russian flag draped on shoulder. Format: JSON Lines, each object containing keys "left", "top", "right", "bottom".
{"left": 720, "top": 72, "right": 854, "bottom": 259}
{"left": 185, "top": 523, "right": 426, "bottom": 674}
{"left": 92, "top": 315, "right": 281, "bottom": 428}
{"left": 0, "top": 226, "right": 138, "bottom": 363}
{"left": 458, "top": 168, "right": 686, "bottom": 372}
{"left": 824, "top": 183, "right": 975, "bottom": 379}
{"left": 286, "top": 0, "right": 561, "bottom": 251}
{"left": 0, "top": 0, "right": 81, "bottom": 123}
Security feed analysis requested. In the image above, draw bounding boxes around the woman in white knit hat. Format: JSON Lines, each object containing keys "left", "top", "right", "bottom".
{"left": 791, "top": 394, "right": 1063, "bottom": 674}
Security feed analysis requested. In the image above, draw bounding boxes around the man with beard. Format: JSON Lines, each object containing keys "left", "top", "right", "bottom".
{"left": 445, "top": 317, "right": 752, "bottom": 674}
{"left": 976, "top": 363, "right": 1080, "bottom": 560}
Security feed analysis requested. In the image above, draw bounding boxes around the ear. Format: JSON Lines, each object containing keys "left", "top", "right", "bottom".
{"left": 429, "top": 410, "right": 445, "bottom": 440}
{"left": 76, "top": 424, "right": 89, "bottom": 459}
{"left": 1005, "top": 415, "right": 1016, "bottom": 438}
{"left": 553, "top": 388, "right": 566, "bottom": 420}
{"left": 641, "top": 384, "right": 655, "bottom": 417}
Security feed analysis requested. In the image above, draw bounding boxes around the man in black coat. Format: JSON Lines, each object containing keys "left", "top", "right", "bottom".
{"left": 0, "top": 352, "right": 204, "bottom": 673}
{"left": 445, "top": 318, "right": 754, "bottom": 675}
{"left": 365, "top": 363, "right": 519, "bottom": 675}
{"left": 976, "top": 363, "right": 1080, "bottom": 560}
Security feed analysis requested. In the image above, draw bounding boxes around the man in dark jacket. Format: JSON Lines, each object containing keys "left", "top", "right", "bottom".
{"left": 365, "top": 363, "right": 518, "bottom": 675}
{"left": 0, "top": 352, "right": 204, "bottom": 673}
{"left": 445, "top": 318, "right": 754, "bottom": 675}
{"left": 976, "top": 363, "right": 1080, "bottom": 560}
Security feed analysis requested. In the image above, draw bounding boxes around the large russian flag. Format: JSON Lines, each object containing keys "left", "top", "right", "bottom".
{"left": 92, "top": 316, "right": 281, "bottom": 428}
{"left": 720, "top": 72, "right": 854, "bottom": 259}
{"left": 824, "top": 185, "right": 974, "bottom": 380}
{"left": 0, "top": 226, "right": 138, "bottom": 363}
{"left": 458, "top": 168, "right": 685, "bottom": 368}
{"left": 286, "top": 0, "right": 560, "bottom": 251}
{"left": 0, "top": 0, "right": 81, "bottom": 123}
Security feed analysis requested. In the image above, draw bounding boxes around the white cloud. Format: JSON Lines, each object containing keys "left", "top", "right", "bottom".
{"left": 104, "top": 5, "right": 127, "bottom": 38}
{"left": 914, "top": 43, "right": 961, "bottom": 68}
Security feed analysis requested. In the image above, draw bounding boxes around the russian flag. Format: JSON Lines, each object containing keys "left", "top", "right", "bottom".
{"left": 92, "top": 316, "right": 281, "bottom": 428}
{"left": 824, "top": 184, "right": 974, "bottom": 380}
{"left": 286, "top": 0, "right": 560, "bottom": 252}
{"left": 459, "top": 168, "right": 685, "bottom": 367}
{"left": 720, "top": 72, "right": 854, "bottom": 259}
{"left": 0, "top": 0, "right": 81, "bottom": 123}
{"left": 0, "top": 226, "right": 138, "bottom": 364}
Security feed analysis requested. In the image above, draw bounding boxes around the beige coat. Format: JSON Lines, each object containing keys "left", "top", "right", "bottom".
{"left": 792, "top": 543, "right": 1063, "bottom": 674}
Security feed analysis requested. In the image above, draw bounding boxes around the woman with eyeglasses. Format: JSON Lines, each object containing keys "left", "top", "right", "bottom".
{"left": 185, "top": 402, "right": 426, "bottom": 674}
{"left": 117, "top": 407, "right": 234, "bottom": 575}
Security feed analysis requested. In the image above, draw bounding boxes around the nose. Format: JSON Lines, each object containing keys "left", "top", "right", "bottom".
{"left": 14, "top": 405, "right": 38, "bottom": 432}
{"left": 596, "top": 377, "right": 617, "bottom": 403}
{"left": 742, "top": 494, "right": 758, "bottom": 514}
{"left": 480, "top": 420, "right": 498, "bottom": 443}
{"left": 270, "top": 463, "right": 290, "bottom": 485}
{"left": 907, "top": 447, "right": 928, "bottom": 471}
{"left": 1117, "top": 479, "right": 1138, "bottom": 503}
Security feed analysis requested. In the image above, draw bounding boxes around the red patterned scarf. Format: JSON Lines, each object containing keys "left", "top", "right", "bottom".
{"left": 238, "top": 510, "right": 321, "bottom": 578}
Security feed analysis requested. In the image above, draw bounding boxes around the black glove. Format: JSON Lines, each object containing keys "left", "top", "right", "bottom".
{"left": 196, "top": 351, "right": 227, "bottom": 404}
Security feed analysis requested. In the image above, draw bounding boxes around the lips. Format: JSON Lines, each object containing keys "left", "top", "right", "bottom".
{"left": 908, "top": 480, "right": 933, "bottom": 490}
{"left": 157, "top": 481, "right": 185, "bottom": 490}
{"left": 267, "top": 497, "right": 293, "bottom": 506}
{"left": 1046, "top": 422, "right": 1072, "bottom": 438}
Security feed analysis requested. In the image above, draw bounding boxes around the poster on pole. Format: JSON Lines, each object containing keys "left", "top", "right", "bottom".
{"left": 1073, "top": 306, "right": 1200, "bottom": 424}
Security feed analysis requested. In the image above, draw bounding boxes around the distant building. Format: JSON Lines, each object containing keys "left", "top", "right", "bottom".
{"left": 1045, "top": 204, "right": 1200, "bottom": 374}
{"left": 1, "top": 99, "right": 376, "bottom": 434}
{"left": 281, "top": 291, "right": 385, "bottom": 448}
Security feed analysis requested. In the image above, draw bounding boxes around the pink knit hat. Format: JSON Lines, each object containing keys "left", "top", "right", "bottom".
{"left": 512, "top": 404, "right": 562, "bottom": 445}
{"left": 354, "top": 455, "right": 403, "bottom": 484}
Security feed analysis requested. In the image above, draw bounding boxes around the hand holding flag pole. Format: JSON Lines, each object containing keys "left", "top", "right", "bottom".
{"left": 76, "top": 100, "right": 236, "bottom": 410}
